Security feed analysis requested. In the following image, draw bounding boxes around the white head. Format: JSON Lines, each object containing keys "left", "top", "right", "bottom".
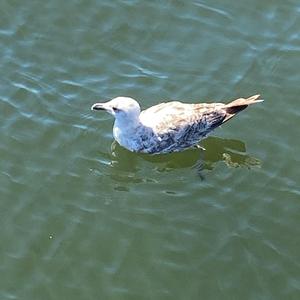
{"left": 91, "top": 97, "right": 141, "bottom": 121}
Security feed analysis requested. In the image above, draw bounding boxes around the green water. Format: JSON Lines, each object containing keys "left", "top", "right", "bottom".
{"left": 1, "top": 0, "right": 300, "bottom": 299}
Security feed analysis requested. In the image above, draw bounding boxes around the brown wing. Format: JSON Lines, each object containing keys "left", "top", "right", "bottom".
{"left": 139, "top": 101, "right": 226, "bottom": 152}
{"left": 136, "top": 96, "right": 262, "bottom": 153}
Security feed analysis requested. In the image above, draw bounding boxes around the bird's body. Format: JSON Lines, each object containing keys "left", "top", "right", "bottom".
{"left": 91, "top": 95, "right": 263, "bottom": 154}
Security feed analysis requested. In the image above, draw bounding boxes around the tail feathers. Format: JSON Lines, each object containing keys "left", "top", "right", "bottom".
{"left": 223, "top": 94, "right": 263, "bottom": 123}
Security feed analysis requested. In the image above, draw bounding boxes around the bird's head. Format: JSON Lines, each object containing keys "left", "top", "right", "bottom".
{"left": 91, "top": 97, "right": 141, "bottom": 121}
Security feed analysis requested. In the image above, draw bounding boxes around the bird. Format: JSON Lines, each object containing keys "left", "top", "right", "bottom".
{"left": 91, "top": 94, "right": 263, "bottom": 154}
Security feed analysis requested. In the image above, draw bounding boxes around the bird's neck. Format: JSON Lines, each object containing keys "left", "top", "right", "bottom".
{"left": 114, "top": 113, "right": 141, "bottom": 131}
{"left": 113, "top": 114, "right": 142, "bottom": 151}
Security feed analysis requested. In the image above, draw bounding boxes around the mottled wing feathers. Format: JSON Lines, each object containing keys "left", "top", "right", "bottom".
{"left": 141, "top": 101, "right": 226, "bottom": 132}
{"left": 139, "top": 101, "right": 227, "bottom": 152}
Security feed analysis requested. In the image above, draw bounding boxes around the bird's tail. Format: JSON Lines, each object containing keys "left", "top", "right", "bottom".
{"left": 223, "top": 94, "right": 263, "bottom": 123}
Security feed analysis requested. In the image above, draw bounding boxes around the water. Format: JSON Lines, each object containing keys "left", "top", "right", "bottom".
{"left": 1, "top": 0, "right": 299, "bottom": 299}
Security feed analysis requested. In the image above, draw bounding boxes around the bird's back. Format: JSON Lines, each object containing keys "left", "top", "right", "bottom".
{"left": 140, "top": 101, "right": 226, "bottom": 131}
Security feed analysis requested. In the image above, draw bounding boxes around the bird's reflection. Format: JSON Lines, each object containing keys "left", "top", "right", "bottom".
{"left": 109, "top": 136, "right": 261, "bottom": 175}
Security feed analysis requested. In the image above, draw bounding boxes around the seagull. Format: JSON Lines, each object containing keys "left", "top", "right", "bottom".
{"left": 91, "top": 95, "right": 263, "bottom": 154}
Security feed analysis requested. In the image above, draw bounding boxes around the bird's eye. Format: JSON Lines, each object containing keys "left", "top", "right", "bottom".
{"left": 112, "top": 106, "right": 122, "bottom": 113}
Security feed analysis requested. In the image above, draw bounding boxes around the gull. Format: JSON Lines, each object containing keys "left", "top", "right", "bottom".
{"left": 91, "top": 94, "right": 263, "bottom": 154}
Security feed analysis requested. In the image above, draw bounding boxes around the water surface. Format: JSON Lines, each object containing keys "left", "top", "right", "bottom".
{"left": 1, "top": 0, "right": 300, "bottom": 299}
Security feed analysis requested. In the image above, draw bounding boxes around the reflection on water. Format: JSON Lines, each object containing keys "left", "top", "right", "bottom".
{"left": 109, "top": 136, "right": 261, "bottom": 174}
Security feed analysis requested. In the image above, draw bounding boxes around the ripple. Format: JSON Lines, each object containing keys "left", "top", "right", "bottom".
{"left": 193, "top": 2, "right": 233, "bottom": 20}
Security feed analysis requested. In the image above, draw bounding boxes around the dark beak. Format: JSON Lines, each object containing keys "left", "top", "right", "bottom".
{"left": 91, "top": 103, "right": 106, "bottom": 111}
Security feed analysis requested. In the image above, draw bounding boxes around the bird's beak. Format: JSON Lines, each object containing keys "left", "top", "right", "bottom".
{"left": 91, "top": 103, "right": 106, "bottom": 111}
